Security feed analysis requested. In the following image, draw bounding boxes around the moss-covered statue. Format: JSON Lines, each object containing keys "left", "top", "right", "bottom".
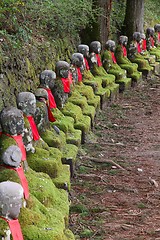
{"left": 78, "top": 44, "right": 111, "bottom": 108}
{"left": 101, "top": 40, "right": 131, "bottom": 92}
{"left": 0, "top": 181, "right": 24, "bottom": 240}
{"left": 39, "top": 70, "right": 82, "bottom": 146}
{"left": 88, "top": 41, "right": 119, "bottom": 101}
{"left": 34, "top": 88, "right": 78, "bottom": 177}
{"left": 146, "top": 27, "right": 160, "bottom": 62}
{"left": 154, "top": 24, "right": 160, "bottom": 48}
{"left": 0, "top": 108, "right": 75, "bottom": 240}
{"left": 128, "top": 32, "right": 153, "bottom": 76}
{"left": 140, "top": 33, "right": 160, "bottom": 74}
{"left": 70, "top": 52, "right": 100, "bottom": 111}
{"left": 0, "top": 106, "right": 29, "bottom": 171}
{"left": 69, "top": 53, "right": 98, "bottom": 125}
{"left": 53, "top": 61, "right": 91, "bottom": 143}
{"left": 114, "top": 35, "right": 142, "bottom": 86}
{"left": 16, "top": 91, "right": 70, "bottom": 189}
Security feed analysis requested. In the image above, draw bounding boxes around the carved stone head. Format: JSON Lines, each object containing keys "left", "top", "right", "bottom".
{"left": 55, "top": 61, "right": 70, "bottom": 79}
{"left": 90, "top": 41, "right": 101, "bottom": 54}
{"left": 133, "top": 32, "right": 141, "bottom": 43}
{"left": 0, "top": 107, "right": 24, "bottom": 135}
{"left": 140, "top": 33, "right": 146, "bottom": 40}
{"left": 71, "top": 53, "right": 85, "bottom": 68}
{"left": 0, "top": 181, "right": 23, "bottom": 219}
{"left": 17, "top": 92, "right": 37, "bottom": 116}
{"left": 146, "top": 27, "right": 155, "bottom": 37}
{"left": 154, "top": 24, "right": 160, "bottom": 32}
{"left": 78, "top": 44, "right": 89, "bottom": 58}
{"left": 119, "top": 36, "right": 128, "bottom": 46}
{"left": 39, "top": 70, "right": 56, "bottom": 88}
{"left": 105, "top": 40, "right": 116, "bottom": 52}
{"left": 34, "top": 88, "right": 48, "bottom": 101}
{"left": 1, "top": 145, "right": 22, "bottom": 167}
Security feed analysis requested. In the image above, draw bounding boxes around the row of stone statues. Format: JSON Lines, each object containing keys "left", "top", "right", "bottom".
{"left": 0, "top": 24, "right": 160, "bottom": 239}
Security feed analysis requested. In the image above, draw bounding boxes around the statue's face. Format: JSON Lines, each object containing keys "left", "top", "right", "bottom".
{"left": 2, "top": 145, "right": 22, "bottom": 167}
{"left": 59, "top": 68, "right": 69, "bottom": 79}
{"left": 0, "top": 107, "right": 24, "bottom": 135}
{"left": 17, "top": 92, "right": 37, "bottom": 116}
{"left": 0, "top": 182, "right": 23, "bottom": 219}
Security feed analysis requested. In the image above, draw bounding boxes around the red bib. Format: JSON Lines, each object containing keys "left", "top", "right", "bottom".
{"left": 96, "top": 54, "right": 102, "bottom": 67}
{"left": 122, "top": 45, "right": 127, "bottom": 57}
{"left": 61, "top": 78, "right": 70, "bottom": 93}
{"left": 137, "top": 43, "right": 141, "bottom": 53}
{"left": 142, "top": 39, "right": 147, "bottom": 51}
{"left": 47, "top": 105, "right": 56, "bottom": 122}
{"left": 77, "top": 68, "right": 82, "bottom": 82}
{"left": 44, "top": 88, "right": 57, "bottom": 109}
{"left": 3, "top": 134, "right": 26, "bottom": 161}
{"left": 84, "top": 58, "right": 90, "bottom": 70}
{"left": 111, "top": 51, "right": 117, "bottom": 63}
{"left": 27, "top": 116, "right": 40, "bottom": 141}
{"left": 158, "top": 32, "right": 160, "bottom": 42}
{"left": 0, "top": 217, "right": 24, "bottom": 240}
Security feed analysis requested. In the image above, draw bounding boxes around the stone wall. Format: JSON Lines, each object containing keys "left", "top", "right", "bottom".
{"left": 0, "top": 37, "right": 77, "bottom": 111}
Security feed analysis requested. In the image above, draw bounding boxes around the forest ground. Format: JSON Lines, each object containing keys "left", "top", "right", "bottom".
{"left": 70, "top": 74, "right": 160, "bottom": 240}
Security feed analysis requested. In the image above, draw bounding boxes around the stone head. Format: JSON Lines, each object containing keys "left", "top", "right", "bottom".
{"left": 133, "top": 32, "right": 141, "bottom": 42}
{"left": 0, "top": 107, "right": 24, "bottom": 135}
{"left": 17, "top": 92, "right": 37, "bottom": 116}
{"left": 154, "top": 24, "right": 160, "bottom": 32}
{"left": 55, "top": 61, "right": 70, "bottom": 78}
{"left": 34, "top": 88, "right": 48, "bottom": 102}
{"left": 0, "top": 181, "right": 23, "bottom": 219}
{"left": 39, "top": 70, "right": 56, "bottom": 88}
{"left": 78, "top": 44, "right": 89, "bottom": 58}
{"left": 90, "top": 41, "right": 101, "bottom": 54}
{"left": 146, "top": 27, "right": 155, "bottom": 37}
{"left": 71, "top": 53, "right": 84, "bottom": 68}
{"left": 1, "top": 145, "right": 22, "bottom": 167}
{"left": 105, "top": 40, "right": 116, "bottom": 52}
{"left": 119, "top": 36, "right": 128, "bottom": 46}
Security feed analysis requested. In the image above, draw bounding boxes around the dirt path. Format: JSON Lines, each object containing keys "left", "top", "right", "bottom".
{"left": 70, "top": 76, "right": 160, "bottom": 240}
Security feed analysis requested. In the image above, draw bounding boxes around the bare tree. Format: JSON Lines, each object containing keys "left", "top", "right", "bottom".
{"left": 123, "top": 0, "right": 144, "bottom": 42}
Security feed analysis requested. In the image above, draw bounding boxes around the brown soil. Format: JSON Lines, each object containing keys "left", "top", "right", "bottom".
{"left": 70, "top": 76, "right": 160, "bottom": 240}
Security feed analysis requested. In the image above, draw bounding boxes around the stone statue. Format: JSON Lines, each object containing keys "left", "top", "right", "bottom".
{"left": 102, "top": 39, "right": 131, "bottom": 91}
{"left": 146, "top": 27, "right": 160, "bottom": 62}
{"left": 0, "top": 107, "right": 28, "bottom": 171}
{"left": 115, "top": 35, "right": 142, "bottom": 85}
{"left": 0, "top": 181, "right": 24, "bottom": 240}
{"left": 39, "top": 70, "right": 82, "bottom": 147}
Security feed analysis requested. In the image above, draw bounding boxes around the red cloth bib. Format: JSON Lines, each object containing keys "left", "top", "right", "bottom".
{"left": 77, "top": 68, "right": 82, "bottom": 82}
{"left": 150, "top": 36, "right": 154, "bottom": 47}
{"left": 122, "top": 45, "right": 127, "bottom": 57}
{"left": 3, "top": 134, "right": 26, "bottom": 161}
{"left": 96, "top": 54, "right": 102, "bottom": 67}
{"left": 61, "top": 78, "right": 70, "bottom": 93}
{"left": 16, "top": 166, "right": 29, "bottom": 199}
{"left": 27, "top": 116, "right": 40, "bottom": 141}
{"left": 84, "top": 58, "right": 90, "bottom": 70}
{"left": 0, "top": 217, "right": 24, "bottom": 240}
{"left": 111, "top": 51, "right": 117, "bottom": 63}
{"left": 44, "top": 88, "right": 57, "bottom": 109}
{"left": 47, "top": 105, "right": 56, "bottom": 122}
{"left": 158, "top": 32, "right": 160, "bottom": 42}
{"left": 137, "top": 43, "right": 141, "bottom": 53}
{"left": 142, "top": 39, "right": 147, "bottom": 51}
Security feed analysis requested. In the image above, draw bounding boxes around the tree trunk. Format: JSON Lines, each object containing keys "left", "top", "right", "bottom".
{"left": 80, "top": 0, "right": 112, "bottom": 48}
{"left": 123, "top": 0, "right": 144, "bottom": 42}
